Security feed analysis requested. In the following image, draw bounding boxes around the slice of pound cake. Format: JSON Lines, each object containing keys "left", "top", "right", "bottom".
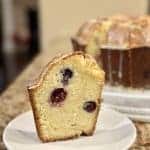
{"left": 27, "top": 52, "right": 105, "bottom": 142}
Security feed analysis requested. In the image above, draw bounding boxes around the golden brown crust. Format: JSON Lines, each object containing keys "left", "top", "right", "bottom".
{"left": 27, "top": 51, "right": 85, "bottom": 91}
{"left": 28, "top": 51, "right": 103, "bottom": 90}
{"left": 27, "top": 89, "right": 45, "bottom": 142}
{"left": 41, "top": 134, "right": 80, "bottom": 143}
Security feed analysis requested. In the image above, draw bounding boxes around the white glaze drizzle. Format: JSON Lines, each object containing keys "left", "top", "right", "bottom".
{"left": 108, "top": 50, "right": 112, "bottom": 83}
{"left": 118, "top": 51, "right": 123, "bottom": 79}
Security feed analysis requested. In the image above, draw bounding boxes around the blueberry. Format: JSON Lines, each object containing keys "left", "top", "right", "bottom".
{"left": 50, "top": 88, "right": 67, "bottom": 106}
{"left": 61, "top": 68, "right": 73, "bottom": 85}
{"left": 83, "top": 101, "right": 97, "bottom": 113}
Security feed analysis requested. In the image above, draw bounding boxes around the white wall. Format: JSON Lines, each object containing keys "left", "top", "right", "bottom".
{"left": 39, "top": 0, "right": 149, "bottom": 51}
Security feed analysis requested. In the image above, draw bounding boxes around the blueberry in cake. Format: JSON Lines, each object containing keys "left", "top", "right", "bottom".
{"left": 72, "top": 15, "right": 150, "bottom": 88}
{"left": 27, "top": 52, "right": 105, "bottom": 142}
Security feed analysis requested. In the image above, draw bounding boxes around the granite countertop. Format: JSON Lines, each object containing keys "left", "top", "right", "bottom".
{"left": 0, "top": 49, "right": 150, "bottom": 150}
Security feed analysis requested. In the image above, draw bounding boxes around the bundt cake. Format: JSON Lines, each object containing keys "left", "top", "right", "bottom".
{"left": 72, "top": 15, "right": 150, "bottom": 88}
{"left": 27, "top": 52, "right": 105, "bottom": 142}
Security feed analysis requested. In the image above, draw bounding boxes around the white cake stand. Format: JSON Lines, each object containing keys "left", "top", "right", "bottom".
{"left": 102, "top": 85, "right": 150, "bottom": 122}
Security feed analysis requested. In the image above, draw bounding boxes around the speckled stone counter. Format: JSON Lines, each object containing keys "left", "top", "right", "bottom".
{"left": 0, "top": 49, "right": 150, "bottom": 150}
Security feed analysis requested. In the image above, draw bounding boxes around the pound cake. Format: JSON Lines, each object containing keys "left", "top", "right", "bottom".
{"left": 72, "top": 15, "right": 150, "bottom": 88}
{"left": 27, "top": 52, "right": 105, "bottom": 142}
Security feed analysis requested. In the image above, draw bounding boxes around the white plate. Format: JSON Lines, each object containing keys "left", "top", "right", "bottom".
{"left": 103, "top": 85, "right": 150, "bottom": 122}
{"left": 3, "top": 108, "right": 136, "bottom": 150}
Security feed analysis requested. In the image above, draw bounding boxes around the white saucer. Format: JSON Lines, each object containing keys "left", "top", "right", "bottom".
{"left": 3, "top": 108, "right": 136, "bottom": 150}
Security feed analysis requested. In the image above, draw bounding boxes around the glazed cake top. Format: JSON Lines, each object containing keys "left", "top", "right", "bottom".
{"left": 73, "top": 15, "right": 150, "bottom": 49}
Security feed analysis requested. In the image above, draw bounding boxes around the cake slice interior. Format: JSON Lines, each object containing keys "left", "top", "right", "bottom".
{"left": 28, "top": 52, "right": 105, "bottom": 142}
